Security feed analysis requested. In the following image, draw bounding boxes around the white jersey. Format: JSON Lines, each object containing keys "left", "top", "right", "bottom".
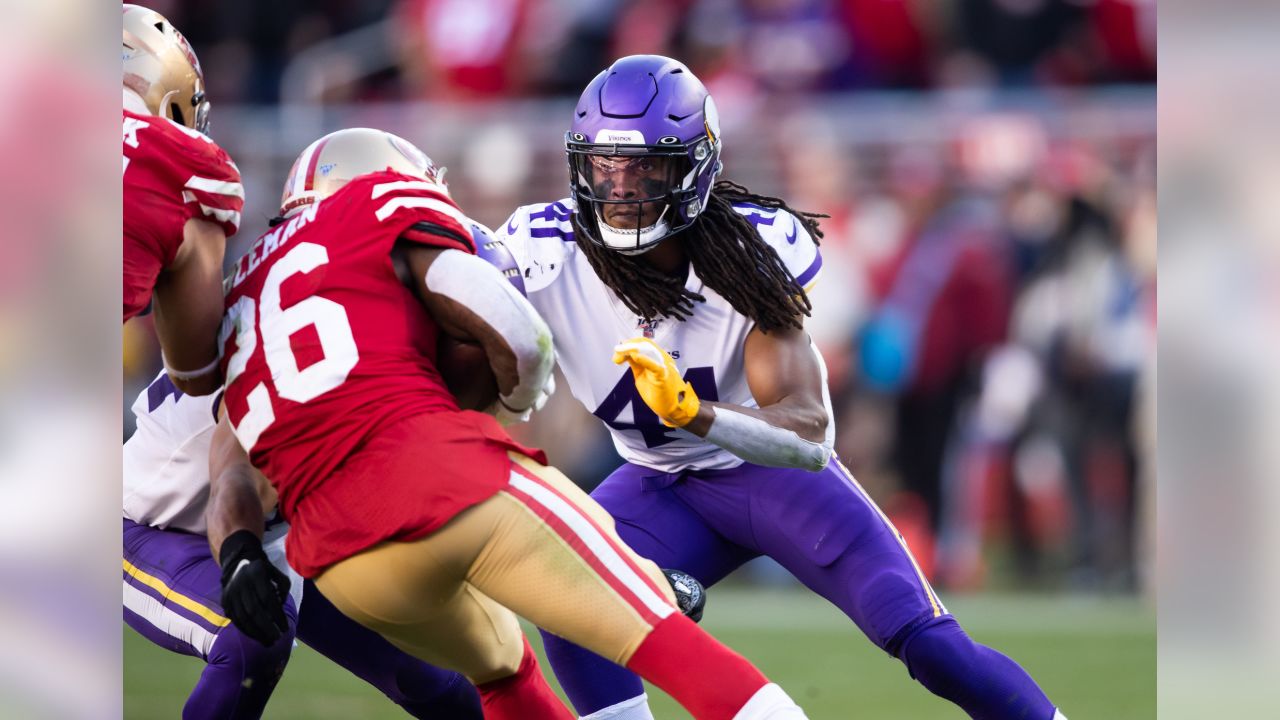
{"left": 123, "top": 372, "right": 301, "bottom": 608}
{"left": 497, "top": 198, "right": 831, "bottom": 473}
{"left": 124, "top": 372, "right": 220, "bottom": 534}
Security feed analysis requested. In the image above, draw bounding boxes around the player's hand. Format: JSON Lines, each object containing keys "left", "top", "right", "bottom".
{"left": 490, "top": 372, "right": 556, "bottom": 426}
{"left": 612, "top": 337, "right": 700, "bottom": 428}
{"left": 218, "top": 530, "right": 291, "bottom": 647}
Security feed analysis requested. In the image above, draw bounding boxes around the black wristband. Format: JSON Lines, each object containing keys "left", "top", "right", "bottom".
{"left": 405, "top": 221, "right": 474, "bottom": 251}
{"left": 219, "top": 529, "right": 265, "bottom": 582}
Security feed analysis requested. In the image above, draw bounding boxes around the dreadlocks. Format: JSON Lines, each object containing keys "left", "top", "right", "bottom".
{"left": 572, "top": 179, "right": 826, "bottom": 332}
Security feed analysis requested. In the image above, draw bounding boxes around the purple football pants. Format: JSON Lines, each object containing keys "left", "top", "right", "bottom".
{"left": 543, "top": 458, "right": 943, "bottom": 709}
{"left": 542, "top": 458, "right": 1057, "bottom": 719}
{"left": 123, "top": 518, "right": 481, "bottom": 719}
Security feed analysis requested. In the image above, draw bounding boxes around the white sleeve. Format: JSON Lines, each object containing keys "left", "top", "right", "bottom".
{"left": 748, "top": 209, "right": 824, "bottom": 291}
{"left": 493, "top": 204, "right": 571, "bottom": 294}
{"left": 424, "top": 249, "right": 554, "bottom": 419}
{"left": 703, "top": 406, "right": 832, "bottom": 472}
{"left": 700, "top": 327, "right": 836, "bottom": 472}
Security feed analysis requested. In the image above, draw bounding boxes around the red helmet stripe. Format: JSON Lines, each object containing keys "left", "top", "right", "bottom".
{"left": 303, "top": 135, "right": 333, "bottom": 192}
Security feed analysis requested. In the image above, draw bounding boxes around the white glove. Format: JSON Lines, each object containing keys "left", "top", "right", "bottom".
{"left": 488, "top": 372, "right": 556, "bottom": 426}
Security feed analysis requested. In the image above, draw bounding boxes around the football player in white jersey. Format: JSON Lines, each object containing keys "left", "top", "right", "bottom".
{"left": 122, "top": 372, "right": 483, "bottom": 718}
{"left": 494, "top": 55, "right": 1067, "bottom": 720}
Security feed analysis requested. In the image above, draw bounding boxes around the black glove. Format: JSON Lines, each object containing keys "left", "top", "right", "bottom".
{"left": 219, "top": 530, "right": 291, "bottom": 647}
{"left": 662, "top": 568, "right": 706, "bottom": 623}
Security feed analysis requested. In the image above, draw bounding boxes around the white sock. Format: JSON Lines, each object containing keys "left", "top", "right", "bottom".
{"left": 580, "top": 694, "right": 654, "bottom": 720}
{"left": 732, "top": 683, "right": 809, "bottom": 720}
{"left": 1053, "top": 710, "right": 1068, "bottom": 720}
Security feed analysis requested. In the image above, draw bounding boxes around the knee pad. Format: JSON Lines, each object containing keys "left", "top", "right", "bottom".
{"left": 469, "top": 634, "right": 532, "bottom": 686}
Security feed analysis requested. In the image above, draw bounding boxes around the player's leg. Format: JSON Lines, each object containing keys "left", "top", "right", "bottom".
{"left": 744, "top": 458, "right": 1060, "bottom": 720}
{"left": 315, "top": 455, "right": 805, "bottom": 720}
{"left": 539, "top": 461, "right": 756, "bottom": 719}
{"left": 897, "top": 616, "right": 1069, "bottom": 720}
{"left": 313, "top": 521, "right": 572, "bottom": 720}
{"left": 295, "top": 578, "right": 482, "bottom": 719}
{"left": 123, "top": 520, "right": 296, "bottom": 720}
{"left": 485, "top": 454, "right": 803, "bottom": 720}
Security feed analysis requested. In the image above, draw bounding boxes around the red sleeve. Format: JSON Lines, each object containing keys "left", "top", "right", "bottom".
{"left": 174, "top": 135, "right": 244, "bottom": 237}
{"left": 357, "top": 172, "right": 476, "bottom": 254}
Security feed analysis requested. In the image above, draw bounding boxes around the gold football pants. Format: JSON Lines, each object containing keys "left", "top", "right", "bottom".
{"left": 314, "top": 452, "right": 678, "bottom": 684}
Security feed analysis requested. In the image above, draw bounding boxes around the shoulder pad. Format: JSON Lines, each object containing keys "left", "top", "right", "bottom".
{"left": 347, "top": 171, "right": 475, "bottom": 253}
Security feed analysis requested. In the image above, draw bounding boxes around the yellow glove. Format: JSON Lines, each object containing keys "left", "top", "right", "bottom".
{"left": 612, "top": 337, "right": 701, "bottom": 428}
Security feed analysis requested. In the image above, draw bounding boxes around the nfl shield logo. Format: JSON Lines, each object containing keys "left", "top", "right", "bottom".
{"left": 638, "top": 317, "right": 661, "bottom": 338}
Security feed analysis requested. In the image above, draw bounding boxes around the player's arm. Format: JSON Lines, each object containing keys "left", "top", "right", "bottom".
{"left": 206, "top": 411, "right": 275, "bottom": 561}
{"left": 151, "top": 217, "right": 226, "bottom": 396}
{"left": 613, "top": 326, "right": 832, "bottom": 471}
{"left": 206, "top": 411, "right": 290, "bottom": 646}
{"left": 398, "top": 242, "right": 555, "bottom": 424}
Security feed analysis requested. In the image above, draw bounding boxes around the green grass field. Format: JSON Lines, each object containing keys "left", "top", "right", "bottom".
{"left": 124, "top": 588, "right": 1154, "bottom": 718}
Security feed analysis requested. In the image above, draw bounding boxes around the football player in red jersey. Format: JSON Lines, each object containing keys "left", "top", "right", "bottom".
{"left": 123, "top": 5, "right": 242, "bottom": 395}
{"left": 211, "top": 127, "right": 809, "bottom": 720}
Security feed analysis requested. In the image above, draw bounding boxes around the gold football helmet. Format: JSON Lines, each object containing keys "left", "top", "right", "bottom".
{"left": 122, "top": 4, "right": 210, "bottom": 134}
{"left": 280, "top": 128, "right": 449, "bottom": 217}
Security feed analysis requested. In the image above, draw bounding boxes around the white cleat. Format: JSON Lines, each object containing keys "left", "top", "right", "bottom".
{"left": 579, "top": 694, "right": 654, "bottom": 720}
{"left": 732, "top": 683, "right": 809, "bottom": 720}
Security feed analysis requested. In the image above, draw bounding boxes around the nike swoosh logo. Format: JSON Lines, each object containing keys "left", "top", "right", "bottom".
{"left": 506, "top": 216, "right": 519, "bottom": 235}
{"left": 784, "top": 217, "right": 798, "bottom": 244}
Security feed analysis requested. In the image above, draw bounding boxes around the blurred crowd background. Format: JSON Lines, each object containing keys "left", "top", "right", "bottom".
{"left": 123, "top": 0, "right": 1155, "bottom": 597}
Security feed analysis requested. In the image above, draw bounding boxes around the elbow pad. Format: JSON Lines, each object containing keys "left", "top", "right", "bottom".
{"left": 703, "top": 407, "right": 832, "bottom": 472}
{"left": 424, "top": 250, "right": 553, "bottom": 415}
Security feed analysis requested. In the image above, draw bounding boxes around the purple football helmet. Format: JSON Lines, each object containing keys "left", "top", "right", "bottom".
{"left": 567, "top": 55, "right": 723, "bottom": 255}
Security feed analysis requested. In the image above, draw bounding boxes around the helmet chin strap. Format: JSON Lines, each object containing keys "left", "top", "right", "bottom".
{"left": 595, "top": 204, "right": 672, "bottom": 256}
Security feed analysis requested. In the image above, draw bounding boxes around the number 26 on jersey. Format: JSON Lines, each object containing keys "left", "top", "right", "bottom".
{"left": 221, "top": 242, "right": 360, "bottom": 450}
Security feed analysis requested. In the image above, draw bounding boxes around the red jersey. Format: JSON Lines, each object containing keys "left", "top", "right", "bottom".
{"left": 123, "top": 108, "right": 243, "bottom": 321}
{"left": 219, "top": 170, "right": 542, "bottom": 576}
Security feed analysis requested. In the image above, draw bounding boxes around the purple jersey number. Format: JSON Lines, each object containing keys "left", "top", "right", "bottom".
{"left": 143, "top": 372, "right": 223, "bottom": 422}
{"left": 145, "top": 372, "right": 183, "bottom": 413}
{"left": 594, "top": 367, "right": 718, "bottom": 448}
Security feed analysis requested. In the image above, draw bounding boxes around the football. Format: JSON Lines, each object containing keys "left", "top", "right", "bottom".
{"left": 435, "top": 334, "right": 500, "bottom": 411}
